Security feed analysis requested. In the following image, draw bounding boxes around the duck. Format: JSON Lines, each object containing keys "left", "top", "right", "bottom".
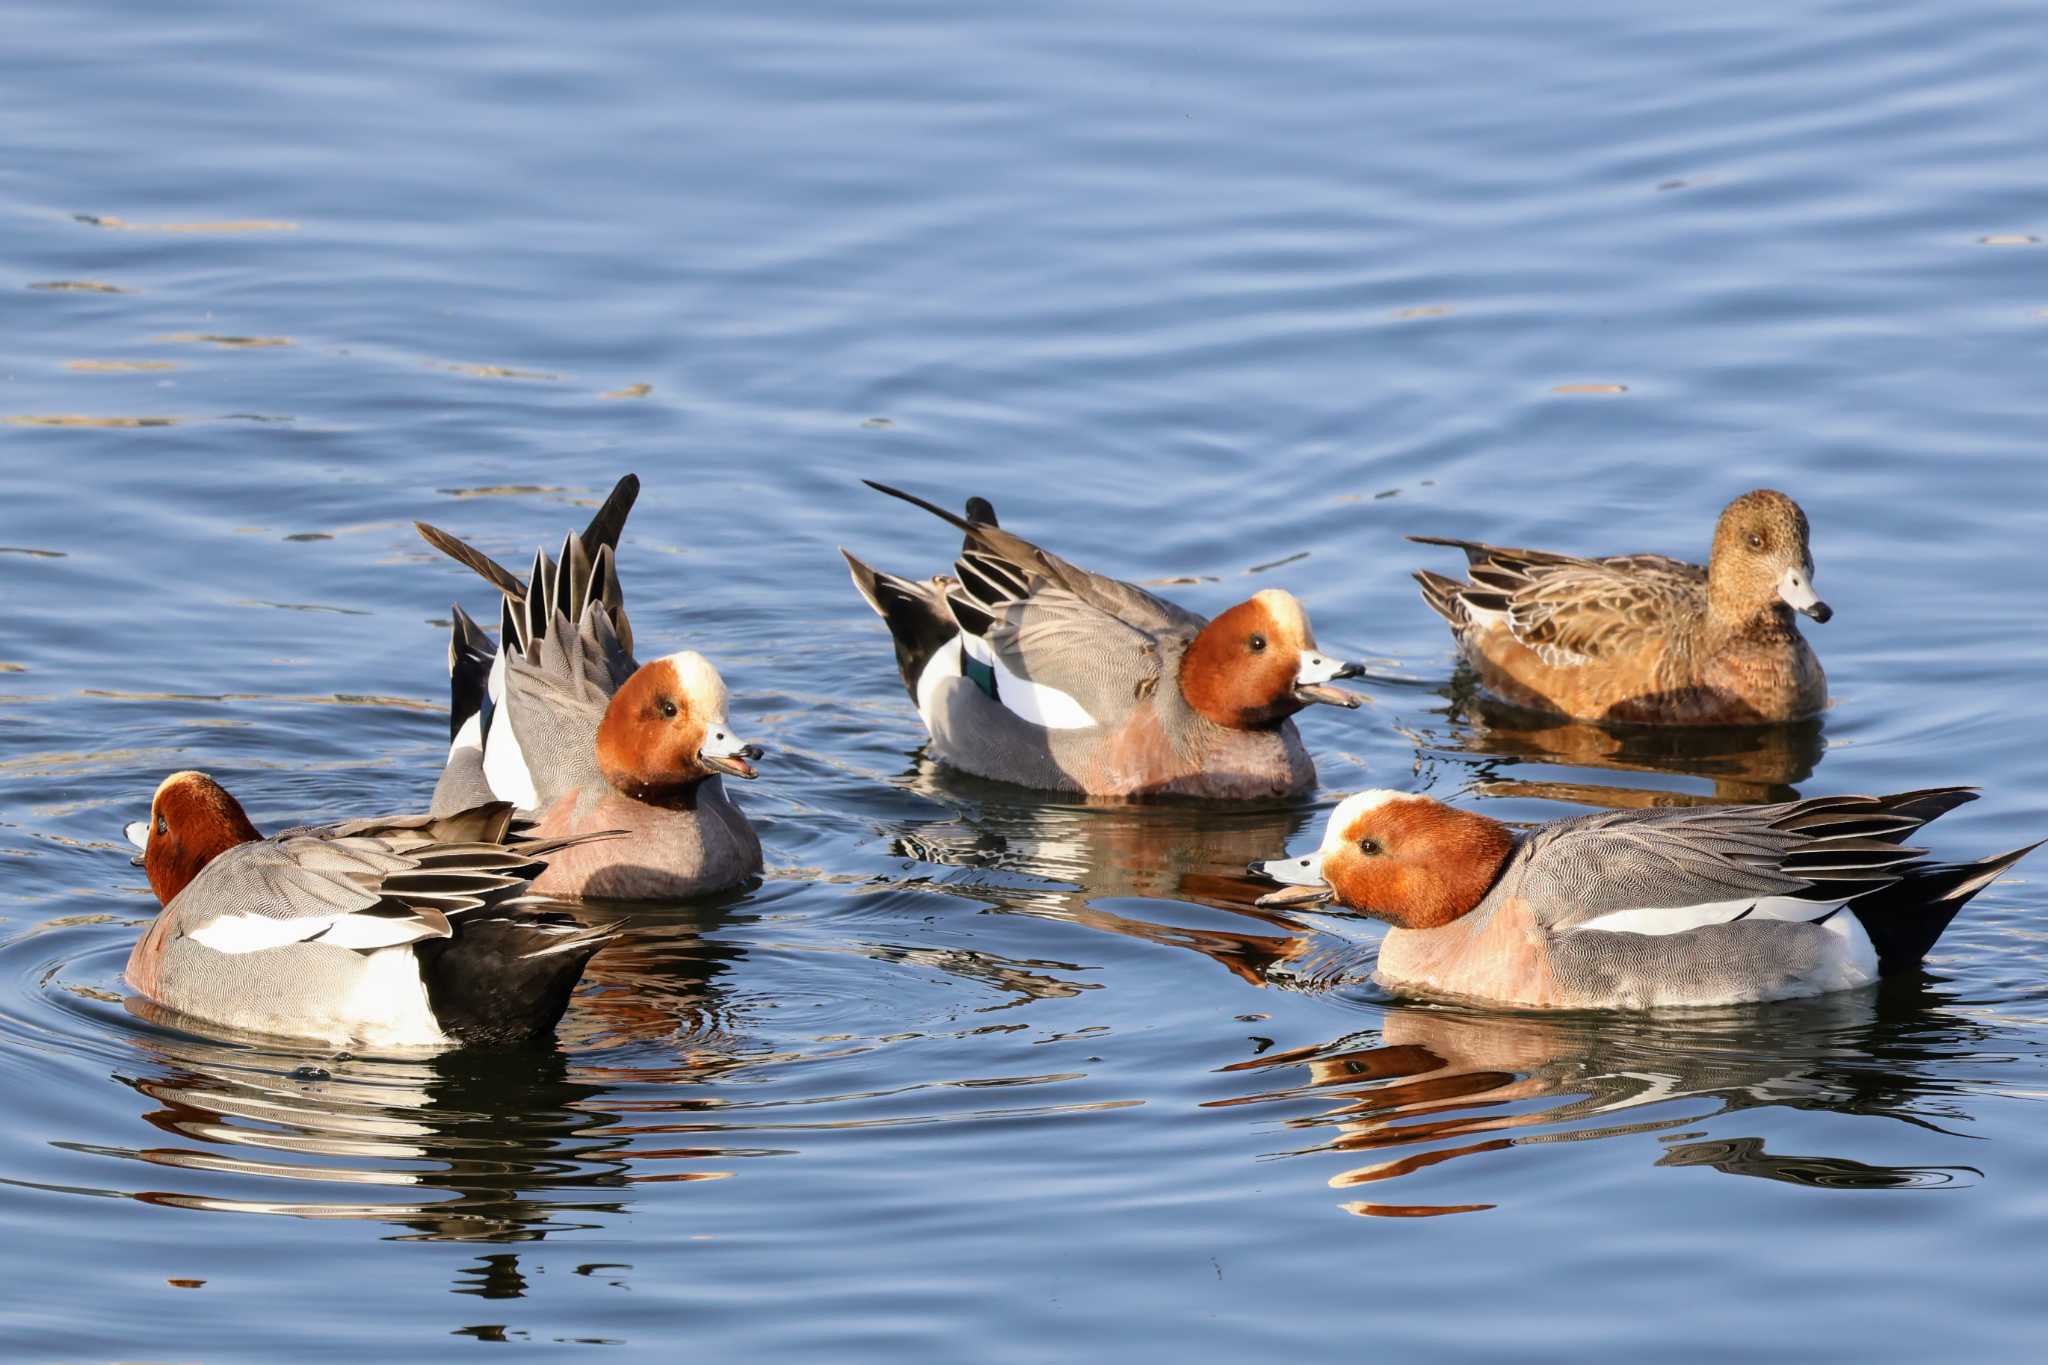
{"left": 841, "top": 481, "right": 1365, "bottom": 799}
{"left": 414, "top": 476, "right": 765, "bottom": 899}
{"left": 1251, "top": 787, "right": 2039, "bottom": 1009}
{"left": 123, "top": 771, "right": 623, "bottom": 1046}
{"left": 1411, "top": 489, "right": 1830, "bottom": 724}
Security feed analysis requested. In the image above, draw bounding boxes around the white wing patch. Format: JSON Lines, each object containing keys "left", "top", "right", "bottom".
{"left": 480, "top": 651, "right": 539, "bottom": 808}
{"left": 958, "top": 633, "right": 1097, "bottom": 730}
{"left": 189, "top": 909, "right": 451, "bottom": 955}
{"left": 309, "top": 911, "right": 453, "bottom": 950}
{"left": 1576, "top": 895, "right": 1845, "bottom": 937}
{"left": 917, "top": 633, "right": 1100, "bottom": 731}
{"left": 188, "top": 912, "right": 328, "bottom": 954}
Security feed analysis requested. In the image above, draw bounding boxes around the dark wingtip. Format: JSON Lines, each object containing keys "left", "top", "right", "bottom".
{"left": 579, "top": 473, "right": 640, "bottom": 555}
{"left": 964, "top": 495, "right": 999, "bottom": 527}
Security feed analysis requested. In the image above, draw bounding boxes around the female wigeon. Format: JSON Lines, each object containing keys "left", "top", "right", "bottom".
{"left": 415, "top": 479, "right": 765, "bottom": 900}
{"left": 1252, "top": 788, "right": 2038, "bottom": 1009}
{"left": 842, "top": 481, "right": 1364, "bottom": 799}
{"left": 124, "top": 771, "right": 622, "bottom": 1046}
{"left": 1411, "top": 489, "right": 1830, "bottom": 724}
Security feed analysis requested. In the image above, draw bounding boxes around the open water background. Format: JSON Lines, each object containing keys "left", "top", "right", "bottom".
{"left": 3, "top": 0, "right": 2046, "bottom": 1358}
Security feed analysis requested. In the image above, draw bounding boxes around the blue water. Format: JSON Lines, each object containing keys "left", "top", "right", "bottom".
{"left": 4, "top": 0, "right": 2047, "bottom": 1358}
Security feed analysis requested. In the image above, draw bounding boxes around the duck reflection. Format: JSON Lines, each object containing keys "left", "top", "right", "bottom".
{"left": 897, "top": 758, "right": 1316, "bottom": 899}
{"left": 891, "top": 760, "right": 1329, "bottom": 983}
{"left": 95, "top": 899, "right": 748, "bottom": 1259}
{"left": 1425, "top": 673, "right": 1828, "bottom": 808}
{"left": 1211, "top": 982, "right": 1986, "bottom": 1216}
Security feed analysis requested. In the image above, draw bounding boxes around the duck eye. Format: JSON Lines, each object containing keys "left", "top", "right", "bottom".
{"left": 156, "top": 816, "right": 168, "bottom": 837}
{"left": 1357, "top": 837, "right": 1382, "bottom": 855}
{"left": 659, "top": 699, "right": 679, "bottom": 720}
{"left": 1747, "top": 532, "right": 1765, "bottom": 551}
{"left": 1248, "top": 633, "right": 1267, "bottom": 653}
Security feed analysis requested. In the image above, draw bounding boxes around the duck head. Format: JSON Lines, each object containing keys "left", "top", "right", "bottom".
{"left": 1179, "top": 588, "right": 1363, "bottom": 730}
{"left": 1707, "top": 489, "right": 1830, "bottom": 625}
{"left": 594, "top": 651, "right": 764, "bottom": 803}
{"left": 1250, "top": 790, "right": 1514, "bottom": 929}
{"left": 126, "top": 771, "right": 263, "bottom": 906}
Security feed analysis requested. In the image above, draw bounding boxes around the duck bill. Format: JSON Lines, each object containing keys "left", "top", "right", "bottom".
{"left": 1293, "top": 655, "right": 1365, "bottom": 709}
{"left": 1777, "top": 566, "right": 1832, "bottom": 623}
{"left": 699, "top": 738, "right": 764, "bottom": 781}
{"left": 1249, "top": 853, "right": 1335, "bottom": 908}
{"left": 125, "top": 820, "right": 149, "bottom": 866}
{"left": 1255, "top": 882, "right": 1335, "bottom": 909}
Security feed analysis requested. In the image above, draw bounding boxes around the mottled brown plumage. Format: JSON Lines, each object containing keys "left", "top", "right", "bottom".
{"left": 1411, "top": 489, "right": 1829, "bottom": 724}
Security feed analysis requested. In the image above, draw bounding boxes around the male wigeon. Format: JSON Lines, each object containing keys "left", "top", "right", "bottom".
{"left": 842, "top": 481, "right": 1364, "bottom": 799}
{"left": 124, "top": 771, "right": 622, "bottom": 1046}
{"left": 415, "top": 477, "right": 765, "bottom": 900}
{"left": 1251, "top": 788, "right": 2039, "bottom": 1009}
{"left": 1411, "top": 489, "right": 1830, "bottom": 724}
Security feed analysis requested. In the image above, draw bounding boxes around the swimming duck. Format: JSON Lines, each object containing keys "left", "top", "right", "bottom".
{"left": 1411, "top": 489, "right": 1829, "bottom": 724}
{"left": 1252, "top": 787, "right": 2038, "bottom": 1009}
{"left": 415, "top": 477, "right": 765, "bottom": 899}
{"left": 842, "top": 482, "right": 1364, "bottom": 799}
{"left": 124, "top": 771, "right": 622, "bottom": 1046}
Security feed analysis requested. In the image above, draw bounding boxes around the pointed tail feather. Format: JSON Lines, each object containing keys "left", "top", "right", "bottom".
{"left": 1850, "top": 839, "right": 2042, "bottom": 974}
{"left": 842, "top": 548, "right": 960, "bottom": 698}
{"left": 1413, "top": 569, "right": 1468, "bottom": 627}
{"left": 416, "top": 520, "right": 528, "bottom": 599}
{"left": 863, "top": 479, "right": 982, "bottom": 535}
{"left": 578, "top": 474, "right": 639, "bottom": 556}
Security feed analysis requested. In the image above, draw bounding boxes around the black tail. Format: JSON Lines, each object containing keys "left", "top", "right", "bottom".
{"left": 447, "top": 602, "right": 496, "bottom": 743}
{"left": 1849, "top": 839, "right": 2042, "bottom": 975}
{"left": 842, "top": 548, "right": 959, "bottom": 698}
{"left": 415, "top": 909, "right": 622, "bottom": 1046}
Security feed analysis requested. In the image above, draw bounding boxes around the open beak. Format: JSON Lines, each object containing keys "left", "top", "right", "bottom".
{"left": 699, "top": 728, "right": 765, "bottom": 781}
{"left": 1777, "top": 566, "right": 1831, "bottom": 624}
{"left": 1249, "top": 853, "right": 1335, "bottom": 908}
{"left": 125, "top": 820, "right": 148, "bottom": 867}
{"left": 1293, "top": 655, "right": 1366, "bottom": 709}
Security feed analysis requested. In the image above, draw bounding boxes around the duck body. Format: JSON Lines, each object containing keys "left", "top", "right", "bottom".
{"left": 416, "top": 476, "right": 765, "bottom": 900}
{"left": 1412, "top": 490, "right": 1830, "bottom": 725}
{"left": 125, "top": 773, "right": 620, "bottom": 1048}
{"left": 842, "top": 482, "right": 1362, "bottom": 799}
{"left": 1254, "top": 788, "right": 2038, "bottom": 1010}
{"left": 906, "top": 628, "right": 1318, "bottom": 800}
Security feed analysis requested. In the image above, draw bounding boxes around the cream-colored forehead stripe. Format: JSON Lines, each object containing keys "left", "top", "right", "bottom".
{"left": 1250, "top": 588, "right": 1310, "bottom": 644}
{"left": 154, "top": 770, "right": 205, "bottom": 800}
{"left": 1318, "top": 789, "right": 1415, "bottom": 851}
{"left": 152, "top": 769, "right": 208, "bottom": 813}
{"left": 659, "top": 650, "right": 728, "bottom": 712}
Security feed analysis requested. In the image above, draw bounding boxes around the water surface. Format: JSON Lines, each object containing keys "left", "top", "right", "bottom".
{"left": 4, "top": 0, "right": 2047, "bottom": 1359}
